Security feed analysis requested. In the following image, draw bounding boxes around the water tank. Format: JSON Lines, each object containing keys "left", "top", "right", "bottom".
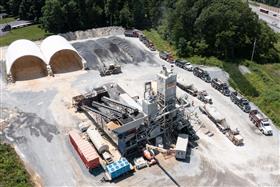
{"left": 87, "top": 128, "right": 109, "bottom": 154}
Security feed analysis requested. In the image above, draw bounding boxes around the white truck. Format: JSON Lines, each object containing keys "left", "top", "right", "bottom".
{"left": 249, "top": 110, "right": 273, "bottom": 135}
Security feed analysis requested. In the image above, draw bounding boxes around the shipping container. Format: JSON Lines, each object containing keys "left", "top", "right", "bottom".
{"left": 69, "top": 130, "right": 100, "bottom": 169}
{"left": 106, "top": 158, "right": 131, "bottom": 179}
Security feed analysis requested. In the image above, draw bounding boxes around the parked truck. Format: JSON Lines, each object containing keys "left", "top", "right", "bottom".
{"left": 230, "top": 92, "right": 251, "bottom": 113}
{"left": 193, "top": 67, "right": 211, "bottom": 83}
{"left": 124, "top": 29, "right": 140, "bottom": 37}
{"left": 249, "top": 110, "right": 273, "bottom": 135}
{"left": 159, "top": 51, "right": 174, "bottom": 63}
{"left": 175, "top": 59, "right": 193, "bottom": 71}
{"left": 211, "top": 78, "right": 230, "bottom": 96}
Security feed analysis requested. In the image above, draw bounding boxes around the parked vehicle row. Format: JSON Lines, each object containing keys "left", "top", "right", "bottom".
{"left": 139, "top": 35, "right": 156, "bottom": 51}
{"left": 125, "top": 28, "right": 273, "bottom": 136}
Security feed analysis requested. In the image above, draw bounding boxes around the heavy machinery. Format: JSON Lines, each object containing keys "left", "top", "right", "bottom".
{"left": 99, "top": 64, "right": 122, "bottom": 76}
{"left": 193, "top": 67, "right": 211, "bottom": 83}
{"left": 159, "top": 51, "right": 174, "bottom": 63}
{"left": 175, "top": 59, "right": 193, "bottom": 71}
{"left": 230, "top": 92, "right": 251, "bottom": 113}
{"left": 211, "top": 78, "right": 230, "bottom": 96}
{"left": 249, "top": 110, "right": 273, "bottom": 135}
{"left": 200, "top": 104, "right": 244, "bottom": 145}
{"left": 197, "top": 90, "right": 212, "bottom": 104}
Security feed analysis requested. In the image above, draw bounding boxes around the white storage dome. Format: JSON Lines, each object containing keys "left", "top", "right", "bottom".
{"left": 40, "top": 35, "right": 83, "bottom": 74}
{"left": 6, "top": 39, "right": 48, "bottom": 81}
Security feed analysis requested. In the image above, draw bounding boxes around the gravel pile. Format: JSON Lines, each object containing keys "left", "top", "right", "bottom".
{"left": 72, "top": 36, "right": 155, "bottom": 69}
{"left": 60, "top": 26, "right": 125, "bottom": 41}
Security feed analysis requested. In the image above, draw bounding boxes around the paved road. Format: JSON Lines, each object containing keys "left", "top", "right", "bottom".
{"left": 250, "top": 4, "right": 280, "bottom": 32}
{"left": 0, "top": 20, "right": 32, "bottom": 37}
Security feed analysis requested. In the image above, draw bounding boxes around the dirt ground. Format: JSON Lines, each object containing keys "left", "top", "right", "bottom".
{"left": 0, "top": 36, "right": 279, "bottom": 187}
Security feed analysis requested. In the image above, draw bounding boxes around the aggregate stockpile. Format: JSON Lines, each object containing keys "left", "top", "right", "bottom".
{"left": 69, "top": 130, "right": 100, "bottom": 169}
{"left": 201, "top": 104, "right": 244, "bottom": 146}
{"left": 61, "top": 27, "right": 125, "bottom": 41}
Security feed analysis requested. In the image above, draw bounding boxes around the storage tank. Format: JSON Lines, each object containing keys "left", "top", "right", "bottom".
{"left": 106, "top": 157, "right": 131, "bottom": 179}
{"left": 87, "top": 128, "right": 109, "bottom": 154}
{"left": 69, "top": 130, "right": 100, "bottom": 169}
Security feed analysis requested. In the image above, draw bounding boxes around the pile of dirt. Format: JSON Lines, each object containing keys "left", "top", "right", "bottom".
{"left": 72, "top": 36, "right": 155, "bottom": 69}
{"left": 60, "top": 27, "right": 124, "bottom": 41}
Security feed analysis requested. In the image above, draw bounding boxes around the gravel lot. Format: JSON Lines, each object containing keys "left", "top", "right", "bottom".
{"left": 0, "top": 36, "right": 279, "bottom": 186}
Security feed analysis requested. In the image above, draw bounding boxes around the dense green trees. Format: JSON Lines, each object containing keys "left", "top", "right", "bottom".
{"left": 0, "top": 0, "right": 278, "bottom": 63}
{"left": 160, "top": 0, "right": 278, "bottom": 63}
{"left": 254, "top": 0, "right": 280, "bottom": 7}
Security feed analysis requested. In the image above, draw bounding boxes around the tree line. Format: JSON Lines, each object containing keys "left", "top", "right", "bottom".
{"left": 254, "top": 0, "right": 280, "bottom": 7}
{"left": 0, "top": 0, "right": 279, "bottom": 63}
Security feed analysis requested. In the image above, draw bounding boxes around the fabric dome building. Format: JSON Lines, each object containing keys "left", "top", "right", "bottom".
{"left": 40, "top": 35, "right": 83, "bottom": 74}
{"left": 6, "top": 39, "right": 48, "bottom": 81}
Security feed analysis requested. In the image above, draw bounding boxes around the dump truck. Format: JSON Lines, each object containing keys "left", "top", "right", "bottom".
{"left": 230, "top": 92, "right": 251, "bottom": 113}
{"left": 211, "top": 78, "right": 230, "bottom": 96}
{"left": 99, "top": 64, "right": 122, "bottom": 76}
{"left": 197, "top": 90, "right": 212, "bottom": 104}
{"left": 193, "top": 67, "right": 211, "bottom": 82}
{"left": 175, "top": 59, "right": 193, "bottom": 71}
{"left": 177, "top": 80, "right": 198, "bottom": 97}
{"left": 249, "top": 110, "right": 273, "bottom": 135}
{"left": 200, "top": 104, "right": 244, "bottom": 145}
{"left": 159, "top": 51, "right": 174, "bottom": 63}
{"left": 124, "top": 29, "right": 140, "bottom": 37}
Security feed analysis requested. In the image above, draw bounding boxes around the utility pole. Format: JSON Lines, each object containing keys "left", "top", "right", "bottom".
{"left": 251, "top": 38, "right": 256, "bottom": 61}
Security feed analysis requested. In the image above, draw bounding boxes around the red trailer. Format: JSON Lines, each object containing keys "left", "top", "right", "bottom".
{"left": 69, "top": 130, "right": 100, "bottom": 169}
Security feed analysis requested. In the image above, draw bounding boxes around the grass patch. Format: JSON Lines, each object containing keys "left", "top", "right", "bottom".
{"left": 0, "top": 17, "right": 16, "bottom": 24}
{"left": 144, "top": 29, "right": 280, "bottom": 127}
{"left": 0, "top": 143, "right": 33, "bottom": 187}
{"left": 0, "top": 24, "right": 51, "bottom": 46}
{"left": 144, "top": 29, "right": 178, "bottom": 58}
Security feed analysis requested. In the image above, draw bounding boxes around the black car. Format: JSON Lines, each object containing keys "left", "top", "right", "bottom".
{"left": 1, "top": 24, "right": 11, "bottom": 32}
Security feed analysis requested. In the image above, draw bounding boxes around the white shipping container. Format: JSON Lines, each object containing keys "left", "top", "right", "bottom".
{"left": 175, "top": 134, "right": 189, "bottom": 160}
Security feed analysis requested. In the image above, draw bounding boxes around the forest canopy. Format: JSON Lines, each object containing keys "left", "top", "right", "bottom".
{"left": 0, "top": 0, "right": 279, "bottom": 63}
